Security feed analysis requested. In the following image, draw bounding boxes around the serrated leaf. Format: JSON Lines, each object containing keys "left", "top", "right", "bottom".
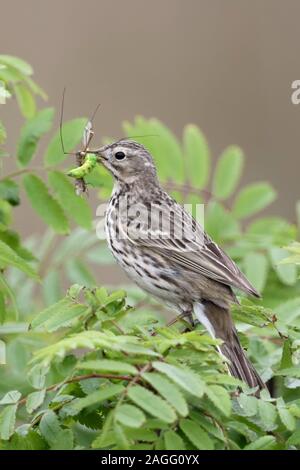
{"left": 62, "top": 384, "right": 124, "bottom": 416}
{"left": 277, "top": 399, "right": 295, "bottom": 431}
{"left": 27, "top": 364, "right": 49, "bottom": 389}
{"left": 152, "top": 362, "right": 204, "bottom": 398}
{"left": 244, "top": 435, "right": 276, "bottom": 450}
{"left": 243, "top": 252, "right": 268, "bottom": 293}
{"left": 213, "top": 146, "right": 244, "bottom": 199}
{"left": 0, "top": 239, "right": 38, "bottom": 279}
{"left": 183, "top": 124, "right": 210, "bottom": 189}
{"left": 258, "top": 400, "right": 277, "bottom": 431}
{"left": 287, "top": 429, "right": 300, "bottom": 446}
{"left": 76, "top": 359, "right": 137, "bottom": 376}
{"left": 26, "top": 389, "right": 46, "bottom": 414}
{"left": 17, "top": 108, "right": 54, "bottom": 166}
{"left": 164, "top": 430, "right": 186, "bottom": 450}
{"left": 179, "top": 418, "right": 214, "bottom": 450}
{"left": 44, "top": 118, "right": 88, "bottom": 165}
{"left": 0, "top": 390, "right": 21, "bottom": 405}
{"left": 114, "top": 422, "right": 131, "bottom": 450}
{"left": 233, "top": 182, "right": 276, "bottom": 219}
{"left": 30, "top": 297, "right": 87, "bottom": 331}
{"left": 115, "top": 404, "right": 145, "bottom": 428}
{"left": 0, "top": 404, "right": 17, "bottom": 440}
{"left": 92, "top": 410, "right": 114, "bottom": 449}
{"left": 48, "top": 171, "right": 92, "bottom": 229}
{"left": 23, "top": 174, "right": 69, "bottom": 234}
{"left": 127, "top": 385, "right": 176, "bottom": 423}
{"left": 39, "top": 411, "right": 73, "bottom": 450}
{"left": 205, "top": 385, "right": 231, "bottom": 416}
{"left": 143, "top": 372, "right": 188, "bottom": 416}
{"left": 237, "top": 394, "right": 258, "bottom": 417}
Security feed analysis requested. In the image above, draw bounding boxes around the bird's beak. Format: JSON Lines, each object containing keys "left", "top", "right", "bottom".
{"left": 87, "top": 146, "right": 107, "bottom": 162}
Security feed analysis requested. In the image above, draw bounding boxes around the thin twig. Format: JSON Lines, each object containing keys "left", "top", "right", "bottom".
{"left": 17, "top": 372, "right": 132, "bottom": 407}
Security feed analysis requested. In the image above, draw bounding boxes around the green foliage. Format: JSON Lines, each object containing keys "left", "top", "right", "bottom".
{"left": 0, "top": 55, "right": 300, "bottom": 450}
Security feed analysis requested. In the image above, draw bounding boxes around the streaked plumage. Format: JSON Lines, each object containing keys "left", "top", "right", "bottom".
{"left": 96, "top": 140, "right": 265, "bottom": 391}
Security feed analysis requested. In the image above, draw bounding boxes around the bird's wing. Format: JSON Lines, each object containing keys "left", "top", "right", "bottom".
{"left": 121, "top": 199, "right": 260, "bottom": 297}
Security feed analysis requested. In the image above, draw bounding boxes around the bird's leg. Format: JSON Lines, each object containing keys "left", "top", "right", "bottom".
{"left": 179, "top": 307, "right": 195, "bottom": 328}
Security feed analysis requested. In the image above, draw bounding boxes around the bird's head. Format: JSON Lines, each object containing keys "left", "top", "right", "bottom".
{"left": 93, "top": 140, "right": 157, "bottom": 183}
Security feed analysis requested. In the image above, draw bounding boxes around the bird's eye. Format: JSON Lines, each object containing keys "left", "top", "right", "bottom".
{"left": 115, "top": 151, "right": 126, "bottom": 160}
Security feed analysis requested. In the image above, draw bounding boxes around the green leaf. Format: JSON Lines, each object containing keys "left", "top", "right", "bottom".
{"left": 152, "top": 362, "right": 204, "bottom": 398}
{"left": 164, "top": 430, "right": 186, "bottom": 450}
{"left": 44, "top": 118, "right": 87, "bottom": 165}
{"left": 27, "top": 364, "right": 49, "bottom": 390}
{"left": 39, "top": 411, "right": 73, "bottom": 450}
{"left": 269, "top": 248, "right": 297, "bottom": 286}
{"left": 277, "top": 399, "right": 295, "bottom": 431}
{"left": 0, "top": 390, "right": 21, "bottom": 405}
{"left": 0, "top": 179, "right": 20, "bottom": 205}
{"left": 287, "top": 429, "right": 300, "bottom": 446}
{"left": 243, "top": 252, "right": 268, "bottom": 293}
{"left": 233, "top": 182, "right": 276, "bottom": 219}
{"left": 183, "top": 124, "right": 210, "bottom": 189}
{"left": 258, "top": 400, "right": 277, "bottom": 431}
{"left": 280, "top": 340, "right": 293, "bottom": 369}
{"left": 0, "top": 404, "right": 17, "bottom": 440}
{"left": 14, "top": 83, "right": 36, "bottom": 119}
{"left": 26, "top": 389, "right": 46, "bottom": 414}
{"left": 213, "top": 146, "right": 244, "bottom": 199}
{"left": 179, "top": 419, "right": 214, "bottom": 450}
{"left": 0, "top": 55, "right": 33, "bottom": 75}
{"left": 114, "top": 422, "right": 131, "bottom": 450}
{"left": 244, "top": 435, "right": 276, "bottom": 450}
{"left": 62, "top": 384, "right": 124, "bottom": 416}
{"left": 30, "top": 297, "right": 88, "bottom": 332}
{"left": 205, "top": 385, "right": 231, "bottom": 417}
{"left": 92, "top": 411, "right": 114, "bottom": 449}
{"left": 23, "top": 174, "right": 69, "bottom": 234}
{"left": 115, "top": 404, "right": 146, "bottom": 428}
{"left": 77, "top": 359, "right": 137, "bottom": 376}
{"left": 205, "top": 201, "right": 240, "bottom": 244}
{"left": 48, "top": 171, "right": 92, "bottom": 229}
{"left": 0, "top": 239, "right": 38, "bottom": 279}
{"left": 143, "top": 372, "right": 189, "bottom": 416}
{"left": 127, "top": 385, "right": 177, "bottom": 423}
{"left": 17, "top": 108, "right": 54, "bottom": 166}
{"left": 237, "top": 394, "right": 258, "bottom": 417}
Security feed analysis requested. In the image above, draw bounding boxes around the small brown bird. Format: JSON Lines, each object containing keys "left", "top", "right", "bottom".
{"left": 94, "top": 140, "right": 265, "bottom": 390}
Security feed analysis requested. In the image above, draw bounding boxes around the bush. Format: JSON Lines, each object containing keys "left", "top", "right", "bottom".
{"left": 0, "top": 56, "right": 300, "bottom": 450}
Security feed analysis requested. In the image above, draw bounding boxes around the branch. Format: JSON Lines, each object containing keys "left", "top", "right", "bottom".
{"left": 17, "top": 372, "right": 132, "bottom": 407}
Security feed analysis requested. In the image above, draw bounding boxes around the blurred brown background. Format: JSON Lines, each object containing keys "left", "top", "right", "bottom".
{"left": 1, "top": 0, "right": 300, "bottom": 236}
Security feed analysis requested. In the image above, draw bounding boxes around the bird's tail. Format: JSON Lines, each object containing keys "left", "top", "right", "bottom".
{"left": 193, "top": 301, "right": 265, "bottom": 391}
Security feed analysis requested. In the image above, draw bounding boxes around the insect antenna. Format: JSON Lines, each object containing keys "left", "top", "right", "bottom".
{"left": 59, "top": 87, "right": 77, "bottom": 156}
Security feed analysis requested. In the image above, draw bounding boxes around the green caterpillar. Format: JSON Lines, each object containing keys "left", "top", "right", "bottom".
{"left": 68, "top": 153, "right": 97, "bottom": 179}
